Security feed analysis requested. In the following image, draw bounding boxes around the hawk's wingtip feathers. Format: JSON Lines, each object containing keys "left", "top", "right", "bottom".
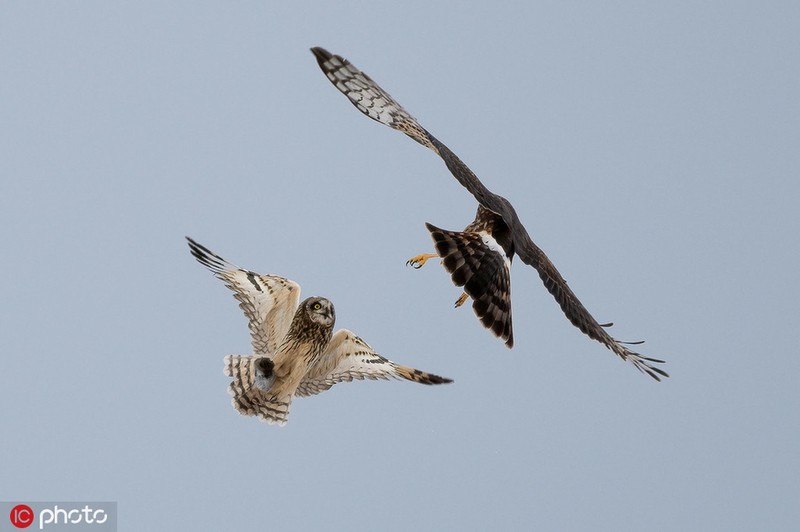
{"left": 312, "top": 48, "right": 669, "bottom": 382}
{"left": 627, "top": 352, "right": 669, "bottom": 381}
{"left": 310, "top": 46, "right": 332, "bottom": 61}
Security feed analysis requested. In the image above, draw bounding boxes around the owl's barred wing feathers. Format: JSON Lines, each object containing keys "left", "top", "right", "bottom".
{"left": 296, "top": 329, "right": 453, "bottom": 397}
{"left": 190, "top": 238, "right": 453, "bottom": 426}
{"left": 312, "top": 47, "right": 668, "bottom": 381}
{"left": 187, "top": 237, "right": 301, "bottom": 356}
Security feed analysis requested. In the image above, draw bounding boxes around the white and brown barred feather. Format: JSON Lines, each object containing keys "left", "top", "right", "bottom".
{"left": 188, "top": 237, "right": 453, "bottom": 426}
{"left": 224, "top": 355, "right": 290, "bottom": 425}
{"left": 187, "top": 237, "right": 300, "bottom": 356}
{"left": 311, "top": 47, "right": 668, "bottom": 381}
{"left": 296, "top": 330, "right": 452, "bottom": 397}
{"left": 310, "top": 49, "right": 436, "bottom": 152}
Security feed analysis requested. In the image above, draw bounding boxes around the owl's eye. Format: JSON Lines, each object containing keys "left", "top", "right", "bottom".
{"left": 312, "top": 302, "right": 322, "bottom": 310}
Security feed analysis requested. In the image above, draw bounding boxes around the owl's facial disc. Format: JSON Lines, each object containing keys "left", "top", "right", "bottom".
{"left": 308, "top": 297, "right": 335, "bottom": 325}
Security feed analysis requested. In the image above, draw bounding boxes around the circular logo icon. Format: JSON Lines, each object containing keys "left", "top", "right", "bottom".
{"left": 10, "top": 504, "right": 34, "bottom": 528}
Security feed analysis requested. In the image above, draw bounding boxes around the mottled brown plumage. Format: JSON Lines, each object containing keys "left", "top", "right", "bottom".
{"left": 311, "top": 47, "right": 668, "bottom": 381}
{"left": 188, "top": 237, "right": 453, "bottom": 425}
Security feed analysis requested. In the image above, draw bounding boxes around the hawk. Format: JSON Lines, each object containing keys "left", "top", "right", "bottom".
{"left": 311, "top": 47, "right": 668, "bottom": 381}
{"left": 187, "top": 237, "right": 453, "bottom": 425}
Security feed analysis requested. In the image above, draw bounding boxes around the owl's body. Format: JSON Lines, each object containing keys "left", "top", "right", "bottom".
{"left": 188, "top": 237, "right": 452, "bottom": 426}
{"left": 224, "top": 297, "right": 334, "bottom": 424}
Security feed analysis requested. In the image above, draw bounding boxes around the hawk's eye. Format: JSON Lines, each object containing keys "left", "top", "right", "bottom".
{"left": 312, "top": 302, "right": 322, "bottom": 310}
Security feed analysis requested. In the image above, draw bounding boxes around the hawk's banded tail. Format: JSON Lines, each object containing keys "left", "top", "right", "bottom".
{"left": 426, "top": 224, "right": 514, "bottom": 348}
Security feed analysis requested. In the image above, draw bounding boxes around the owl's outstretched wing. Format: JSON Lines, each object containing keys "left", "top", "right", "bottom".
{"left": 311, "top": 47, "right": 668, "bottom": 381}
{"left": 187, "top": 237, "right": 301, "bottom": 356}
{"left": 296, "top": 329, "right": 453, "bottom": 397}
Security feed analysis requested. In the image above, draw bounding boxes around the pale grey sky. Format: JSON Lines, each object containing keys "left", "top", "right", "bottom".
{"left": 2, "top": 2, "right": 798, "bottom": 530}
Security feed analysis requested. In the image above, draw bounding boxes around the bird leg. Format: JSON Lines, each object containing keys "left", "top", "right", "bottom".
{"left": 406, "top": 253, "right": 438, "bottom": 269}
{"left": 454, "top": 292, "right": 469, "bottom": 308}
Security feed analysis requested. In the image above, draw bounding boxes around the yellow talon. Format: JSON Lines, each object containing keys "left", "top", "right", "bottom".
{"left": 454, "top": 292, "right": 469, "bottom": 308}
{"left": 406, "top": 253, "right": 437, "bottom": 269}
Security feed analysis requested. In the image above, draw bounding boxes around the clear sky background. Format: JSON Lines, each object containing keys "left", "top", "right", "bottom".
{"left": 2, "top": 2, "right": 798, "bottom": 531}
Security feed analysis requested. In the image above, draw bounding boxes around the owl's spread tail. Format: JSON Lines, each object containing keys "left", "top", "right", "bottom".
{"left": 224, "top": 355, "right": 292, "bottom": 426}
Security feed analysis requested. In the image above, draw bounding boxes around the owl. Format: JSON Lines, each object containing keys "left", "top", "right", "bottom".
{"left": 311, "top": 47, "right": 668, "bottom": 381}
{"left": 187, "top": 237, "right": 452, "bottom": 426}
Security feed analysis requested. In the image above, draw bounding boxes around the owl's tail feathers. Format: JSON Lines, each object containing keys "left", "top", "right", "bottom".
{"left": 224, "top": 354, "right": 245, "bottom": 378}
{"left": 223, "top": 355, "right": 290, "bottom": 426}
{"left": 250, "top": 394, "right": 291, "bottom": 426}
{"left": 392, "top": 364, "right": 454, "bottom": 386}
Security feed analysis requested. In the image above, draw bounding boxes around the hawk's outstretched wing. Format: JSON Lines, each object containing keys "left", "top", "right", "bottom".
{"left": 296, "top": 329, "right": 453, "bottom": 397}
{"left": 187, "top": 237, "right": 301, "bottom": 356}
{"left": 311, "top": 47, "right": 668, "bottom": 381}
{"left": 311, "top": 47, "right": 495, "bottom": 207}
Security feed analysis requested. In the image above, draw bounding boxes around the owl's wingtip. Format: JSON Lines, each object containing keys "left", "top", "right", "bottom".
{"left": 430, "top": 374, "right": 454, "bottom": 385}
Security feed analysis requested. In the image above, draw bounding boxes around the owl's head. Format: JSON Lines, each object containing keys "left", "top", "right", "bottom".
{"left": 303, "top": 296, "right": 335, "bottom": 328}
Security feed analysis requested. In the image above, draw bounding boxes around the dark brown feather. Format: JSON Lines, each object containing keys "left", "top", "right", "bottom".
{"left": 312, "top": 47, "right": 668, "bottom": 380}
{"left": 426, "top": 223, "right": 513, "bottom": 348}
